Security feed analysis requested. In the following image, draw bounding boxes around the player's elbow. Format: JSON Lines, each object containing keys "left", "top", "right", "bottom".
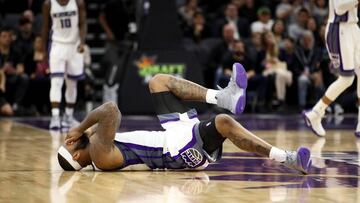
{"left": 148, "top": 74, "right": 170, "bottom": 93}
{"left": 103, "top": 101, "right": 121, "bottom": 117}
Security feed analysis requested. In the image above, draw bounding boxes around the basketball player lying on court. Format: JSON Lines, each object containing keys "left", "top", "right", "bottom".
{"left": 58, "top": 63, "right": 312, "bottom": 174}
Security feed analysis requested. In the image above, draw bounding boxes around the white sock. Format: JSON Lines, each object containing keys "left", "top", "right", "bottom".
{"left": 52, "top": 108, "right": 60, "bottom": 117}
{"left": 269, "top": 147, "right": 287, "bottom": 163}
{"left": 206, "top": 89, "right": 219, "bottom": 104}
{"left": 65, "top": 107, "right": 74, "bottom": 116}
{"left": 313, "top": 99, "right": 327, "bottom": 116}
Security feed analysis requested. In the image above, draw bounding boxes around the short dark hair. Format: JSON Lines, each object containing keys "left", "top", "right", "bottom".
{"left": 75, "top": 134, "right": 90, "bottom": 150}
{"left": 57, "top": 153, "right": 76, "bottom": 171}
{"left": 0, "top": 26, "right": 12, "bottom": 35}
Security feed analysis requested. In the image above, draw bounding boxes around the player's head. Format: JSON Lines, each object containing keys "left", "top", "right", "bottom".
{"left": 56, "top": 0, "right": 70, "bottom": 6}
{"left": 57, "top": 134, "right": 91, "bottom": 171}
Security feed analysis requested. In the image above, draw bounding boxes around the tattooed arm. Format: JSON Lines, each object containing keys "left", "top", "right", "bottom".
{"left": 149, "top": 74, "right": 208, "bottom": 101}
{"left": 65, "top": 102, "right": 121, "bottom": 145}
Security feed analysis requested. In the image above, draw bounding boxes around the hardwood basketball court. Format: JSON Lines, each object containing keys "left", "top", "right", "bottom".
{"left": 0, "top": 114, "right": 359, "bottom": 203}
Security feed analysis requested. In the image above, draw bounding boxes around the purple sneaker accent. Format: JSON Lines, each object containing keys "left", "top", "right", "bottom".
{"left": 234, "top": 63, "right": 247, "bottom": 115}
{"left": 355, "top": 131, "right": 360, "bottom": 138}
{"left": 233, "top": 63, "right": 248, "bottom": 89}
{"left": 297, "top": 147, "right": 312, "bottom": 174}
{"left": 235, "top": 95, "right": 246, "bottom": 115}
{"left": 301, "top": 110, "right": 323, "bottom": 137}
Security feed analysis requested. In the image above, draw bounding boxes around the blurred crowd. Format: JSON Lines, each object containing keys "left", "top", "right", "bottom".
{"left": 177, "top": 0, "right": 355, "bottom": 113}
{"left": 0, "top": 0, "right": 358, "bottom": 116}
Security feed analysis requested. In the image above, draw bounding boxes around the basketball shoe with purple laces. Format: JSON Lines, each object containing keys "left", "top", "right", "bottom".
{"left": 283, "top": 147, "right": 312, "bottom": 175}
{"left": 216, "top": 63, "right": 247, "bottom": 115}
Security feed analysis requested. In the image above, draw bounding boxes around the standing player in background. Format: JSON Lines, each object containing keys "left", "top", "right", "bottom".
{"left": 303, "top": 0, "right": 360, "bottom": 137}
{"left": 41, "top": 0, "right": 87, "bottom": 129}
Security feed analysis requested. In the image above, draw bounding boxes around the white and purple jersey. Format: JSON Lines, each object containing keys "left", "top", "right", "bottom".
{"left": 109, "top": 109, "right": 222, "bottom": 170}
{"left": 50, "top": 0, "right": 80, "bottom": 44}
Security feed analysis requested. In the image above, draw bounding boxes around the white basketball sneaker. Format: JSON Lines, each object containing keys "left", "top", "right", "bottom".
{"left": 49, "top": 116, "right": 61, "bottom": 130}
{"left": 302, "top": 110, "right": 326, "bottom": 137}
{"left": 216, "top": 63, "right": 247, "bottom": 115}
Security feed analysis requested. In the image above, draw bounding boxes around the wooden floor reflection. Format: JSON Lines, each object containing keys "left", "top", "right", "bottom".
{"left": 0, "top": 118, "right": 360, "bottom": 203}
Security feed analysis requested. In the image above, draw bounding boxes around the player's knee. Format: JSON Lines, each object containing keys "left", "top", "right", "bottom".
{"left": 215, "top": 114, "right": 236, "bottom": 129}
{"left": 338, "top": 75, "right": 355, "bottom": 87}
{"left": 148, "top": 74, "right": 170, "bottom": 93}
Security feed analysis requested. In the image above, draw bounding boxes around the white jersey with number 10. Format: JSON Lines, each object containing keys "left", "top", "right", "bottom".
{"left": 50, "top": 0, "right": 79, "bottom": 44}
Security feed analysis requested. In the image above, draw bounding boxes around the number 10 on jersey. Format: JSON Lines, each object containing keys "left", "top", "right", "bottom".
{"left": 60, "top": 18, "right": 71, "bottom": 28}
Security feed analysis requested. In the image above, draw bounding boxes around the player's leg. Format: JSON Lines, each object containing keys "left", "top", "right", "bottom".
{"left": 303, "top": 23, "right": 355, "bottom": 136}
{"left": 199, "top": 114, "right": 311, "bottom": 174}
{"left": 149, "top": 63, "right": 248, "bottom": 115}
{"left": 63, "top": 45, "right": 85, "bottom": 128}
{"left": 49, "top": 43, "right": 66, "bottom": 129}
{"left": 63, "top": 78, "right": 79, "bottom": 127}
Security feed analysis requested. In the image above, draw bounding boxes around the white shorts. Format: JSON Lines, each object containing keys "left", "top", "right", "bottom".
{"left": 325, "top": 23, "right": 360, "bottom": 75}
{"left": 112, "top": 110, "right": 212, "bottom": 170}
{"left": 49, "top": 41, "right": 84, "bottom": 80}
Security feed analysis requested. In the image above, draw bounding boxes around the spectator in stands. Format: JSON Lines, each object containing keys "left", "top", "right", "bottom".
{"left": 221, "top": 40, "right": 268, "bottom": 111}
{"left": 0, "top": 26, "right": 29, "bottom": 114}
{"left": 214, "top": 3, "right": 250, "bottom": 39}
{"left": 22, "top": 9, "right": 42, "bottom": 34}
{"left": 288, "top": 7, "right": 310, "bottom": 41}
{"left": 251, "top": 7, "right": 274, "bottom": 34}
{"left": 279, "top": 37, "right": 297, "bottom": 75}
{"left": 238, "top": 0, "right": 258, "bottom": 24}
{"left": 311, "top": 0, "right": 328, "bottom": 25}
{"left": 206, "top": 24, "right": 236, "bottom": 88}
{"left": 246, "top": 32, "right": 263, "bottom": 63}
{"left": 0, "top": 69, "right": 13, "bottom": 116}
{"left": 272, "top": 19, "right": 286, "bottom": 48}
{"left": 275, "top": 0, "right": 293, "bottom": 23}
{"left": 15, "top": 16, "right": 35, "bottom": 56}
{"left": 293, "top": 31, "right": 323, "bottom": 108}
{"left": 184, "top": 11, "right": 211, "bottom": 44}
{"left": 24, "top": 35, "right": 49, "bottom": 114}
{"left": 178, "top": 0, "right": 201, "bottom": 27}
{"left": 258, "top": 32, "right": 292, "bottom": 109}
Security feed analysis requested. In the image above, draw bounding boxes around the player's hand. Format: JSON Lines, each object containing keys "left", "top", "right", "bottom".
{"left": 77, "top": 43, "right": 85, "bottom": 53}
{"left": 65, "top": 127, "right": 83, "bottom": 145}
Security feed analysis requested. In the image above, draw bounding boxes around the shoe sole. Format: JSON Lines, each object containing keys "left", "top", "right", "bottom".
{"left": 301, "top": 110, "right": 325, "bottom": 137}
{"left": 297, "top": 147, "right": 312, "bottom": 175}
{"left": 233, "top": 63, "right": 248, "bottom": 115}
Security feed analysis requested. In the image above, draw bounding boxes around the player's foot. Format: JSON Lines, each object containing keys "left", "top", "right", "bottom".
{"left": 302, "top": 110, "right": 326, "bottom": 137}
{"left": 61, "top": 115, "right": 79, "bottom": 128}
{"left": 355, "top": 122, "right": 360, "bottom": 138}
{"left": 282, "top": 147, "right": 312, "bottom": 175}
{"left": 216, "top": 62, "right": 247, "bottom": 115}
{"left": 49, "top": 116, "right": 61, "bottom": 130}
